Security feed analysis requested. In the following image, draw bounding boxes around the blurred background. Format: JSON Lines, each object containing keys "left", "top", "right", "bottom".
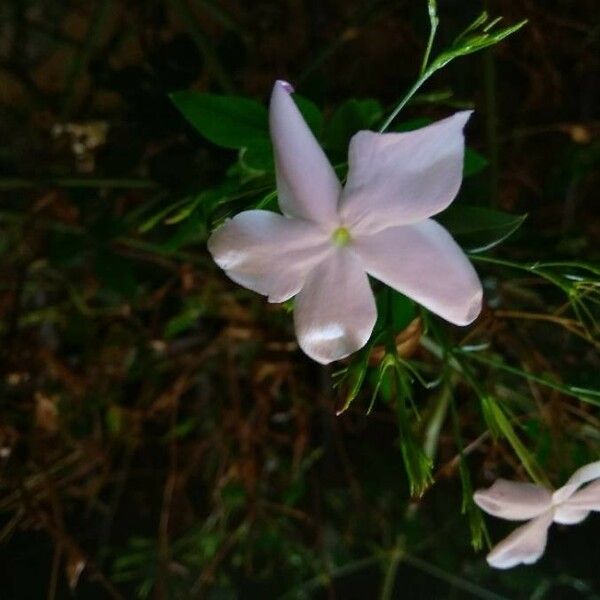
{"left": 0, "top": 1, "right": 599, "bottom": 598}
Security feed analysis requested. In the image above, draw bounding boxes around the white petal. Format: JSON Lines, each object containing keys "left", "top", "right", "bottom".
{"left": 552, "top": 505, "right": 590, "bottom": 525}
{"left": 474, "top": 480, "right": 552, "bottom": 521}
{"left": 553, "top": 480, "right": 600, "bottom": 524}
{"left": 560, "top": 480, "right": 600, "bottom": 513}
{"left": 208, "top": 210, "right": 330, "bottom": 303}
{"left": 552, "top": 460, "right": 600, "bottom": 504}
{"left": 487, "top": 511, "right": 554, "bottom": 569}
{"left": 293, "top": 248, "right": 377, "bottom": 364}
{"left": 270, "top": 80, "right": 341, "bottom": 225}
{"left": 352, "top": 220, "right": 482, "bottom": 326}
{"left": 339, "top": 112, "right": 472, "bottom": 235}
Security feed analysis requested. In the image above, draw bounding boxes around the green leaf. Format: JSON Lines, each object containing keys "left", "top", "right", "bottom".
{"left": 333, "top": 342, "right": 375, "bottom": 415}
{"left": 325, "top": 99, "right": 383, "bottom": 154}
{"left": 293, "top": 94, "right": 324, "bottom": 139}
{"left": 431, "top": 18, "right": 528, "bottom": 71}
{"left": 164, "top": 298, "right": 204, "bottom": 339}
{"left": 481, "top": 396, "right": 549, "bottom": 487}
{"left": 160, "top": 210, "right": 207, "bottom": 253}
{"left": 240, "top": 139, "right": 274, "bottom": 171}
{"left": 450, "top": 397, "right": 487, "bottom": 550}
{"left": 164, "top": 417, "right": 198, "bottom": 441}
{"left": 390, "top": 291, "right": 416, "bottom": 332}
{"left": 395, "top": 377, "right": 433, "bottom": 497}
{"left": 170, "top": 91, "right": 269, "bottom": 149}
{"left": 436, "top": 205, "right": 527, "bottom": 253}
{"left": 106, "top": 405, "right": 122, "bottom": 436}
{"left": 138, "top": 196, "right": 192, "bottom": 233}
{"left": 375, "top": 288, "right": 415, "bottom": 335}
{"left": 463, "top": 147, "right": 488, "bottom": 177}
{"left": 255, "top": 190, "right": 278, "bottom": 210}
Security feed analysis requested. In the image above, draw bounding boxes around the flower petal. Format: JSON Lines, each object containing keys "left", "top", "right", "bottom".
{"left": 552, "top": 506, "right": 590, "bottom": 525}
{"left": 560, "top": 480, "right": 600, "bottom": 513}
{"left": 553, "top": 480, "right": 600, "bottom": 524}
{"left": 293, "top": 248, "right": 377, "bottom": 364}
{"left": 270, "top": 80, "right": 341, "bottom": 226}
{"left": 208, "top": 210, "right": 330, "bottom": 303}
{"left": 487, "top": 511, "right": 554, "bottom": 569}
{"left": 339, "top": 112, "right": 472, "bottom": 235}
{"left": 474, "top": 480, "right": 552, "bottom": 521}
{"left": 352, "top": 219, "right": 482, "bottom": 326}
{"left": 552, "top": 460, "right": 600, "bottom": 504}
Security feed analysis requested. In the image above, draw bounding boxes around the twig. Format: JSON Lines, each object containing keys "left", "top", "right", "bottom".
{"left": 379, "top": 541, "right": 403, "bottom": 600}
{"left": 48, "top": 545, "right": 62, "bottom": 600}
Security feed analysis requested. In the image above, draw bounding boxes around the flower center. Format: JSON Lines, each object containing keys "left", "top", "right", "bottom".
{"left": 331, "top": 226, "right": 351, "bottom": 247}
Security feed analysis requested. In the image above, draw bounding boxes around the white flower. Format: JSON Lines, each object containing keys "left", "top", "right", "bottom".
{"left": 208, "top": 80, "right": 483, "bottom": 364}
{"left": 474, "top": 460, "right": 600, "bottom": 569}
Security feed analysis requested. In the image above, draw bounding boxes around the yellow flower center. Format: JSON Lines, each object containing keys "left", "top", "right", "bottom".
{"left": 331, "top": 226, "right": 351, "bottom": 246}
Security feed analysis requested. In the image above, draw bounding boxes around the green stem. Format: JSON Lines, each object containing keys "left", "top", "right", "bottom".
{"left": 379, "top": 541, "right": 403, "bottom": 600}
{"left": 469, "top": 254, "right": 570, "bottom": 291}
{"left": 420, "top": 0, "right": 439, "bottom": 76}
{"left": 459, "top": 350, "right": 600, "bottom": 406}
{"left": 423, "top": 381, "right": 452, "bottom": 461}
{"left": 379, "top": 0, "right": 442, "bottom": 131}
{"left": 422, "top": 332, "right": 600, "bottom": 406}
{"left": 379, "top": 70, "right": 435, "bottom": 133}
{"left": 384, "top": 286, "right": 397, "bottom": 352}
{"left": 281, "top": 556, "right": 378, "bottom": 599}
{"left": 402, "top": 555, "right": 508, "bottom": 600}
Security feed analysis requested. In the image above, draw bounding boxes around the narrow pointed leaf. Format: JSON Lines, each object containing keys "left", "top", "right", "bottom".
{"left": 436, "top": 205, "right": 527, "bottom": 253}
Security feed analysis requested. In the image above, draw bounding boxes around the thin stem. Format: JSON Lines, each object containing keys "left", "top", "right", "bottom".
{"left": 379, "top": 0, "right": 440, "bottom": 131}
{"left": 379, "top": 541, "right": 403, "bottom": 600}
{"left": 385, "top": 286, "right": 396, "bottom": 352}
{"left": 469, "top": 254, "right": 570, "bottom": 291}
{"left": 281, "top": 556, "right": 380, "bottom": 599}
{"left": 379, "top": 70, "right": 435, "bottom": 133}
{"left": 420, "top": 0, "right": 439, "bottom": 76}
{"left": 460, "top": 350, "right": 600, "bottom": 406}
{"left": 423, "top": 381, "right": 452, "bottom": 461}
{"left": 403, "top": 555, "right": 509, "bottom": 600}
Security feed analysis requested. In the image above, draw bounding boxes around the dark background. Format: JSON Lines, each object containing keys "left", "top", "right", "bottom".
{"left": 0, "top": 1, "right": 599, "bottom": 598}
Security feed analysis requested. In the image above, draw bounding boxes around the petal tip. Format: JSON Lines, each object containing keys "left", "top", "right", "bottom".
{"left": 455, "top": 109, "right": 474, "bottom": 125}
{"left": 275, "top": 79, "right": 295, "bottom": 94}
{"left": 473, "top": 489, "right": 502, "bottom": 515}
{"left": 450, "top": 286, "right": 483, "bottom": 326}
{"left": 486, "top": 553, "right": 512, "bottom": 570}
{"left": 206, "top": 227, "right": 223, "bottom": 261}
{"left": 473, "top": 490, "right": 486, "bottom": 508}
